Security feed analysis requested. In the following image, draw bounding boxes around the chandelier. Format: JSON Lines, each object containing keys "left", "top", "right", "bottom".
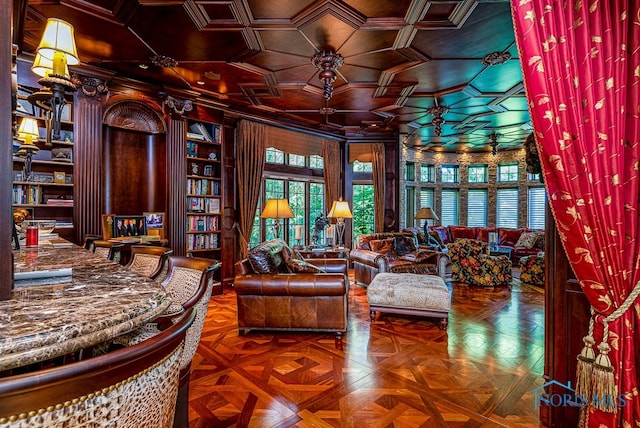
{"left": 426, "top": 105, "right": 449, "bottom": 137}
{"left": 312, "top": 51, "right": 344, "bottom": 100}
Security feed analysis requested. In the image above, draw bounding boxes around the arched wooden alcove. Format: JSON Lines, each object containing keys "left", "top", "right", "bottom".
{"left": 102, "top": 100, "right": 167, "bottom": 216}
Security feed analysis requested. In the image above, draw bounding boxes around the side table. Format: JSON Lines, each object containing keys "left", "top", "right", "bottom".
{"left": 489, "top": 246, "right": 512, "bottom": 258}
{"left": 296, "top": 247, "right": 350, "bottom": 259}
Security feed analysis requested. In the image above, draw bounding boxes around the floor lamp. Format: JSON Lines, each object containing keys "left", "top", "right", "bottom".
{"left": 327, "top": 198, "right": 353, "bottom": 248}
{"left": 260, "top": 199, "right": 294, "bottom": 239}
{"left": 415, "top": 207, "right": 438, "bottom": 236}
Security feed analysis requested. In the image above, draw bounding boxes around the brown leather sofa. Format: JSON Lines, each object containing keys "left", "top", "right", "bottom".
{"left": 234, "top": 239, "right": 349, "bottom": 340}
{"left": 350, "top": 232, "right": 448, "bottom": 286}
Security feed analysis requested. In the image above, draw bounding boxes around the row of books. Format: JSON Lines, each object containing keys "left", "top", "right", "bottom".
{"left": 187, "top": 178, "right": 220, "bottom": 196}
{"left": 187, "top": 197, "right": 220, "bottom": 214}
{"left": 187, "top": 233, "right": 219, "bottom": 250}
{"left": 187, "top": 122, "right": 221, "bottom": 143}
{"left": 12, "top": 185, "right": 43, "bottom": 204}
{"left": 187, "top": 215, "right": 220, "bottom": 232}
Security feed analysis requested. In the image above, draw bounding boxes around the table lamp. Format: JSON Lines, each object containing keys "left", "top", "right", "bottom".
{"left": 260, "top": 199, "right": 294, "bottom": 238}
{"left": 327, "top": 198, "right": 353, "bottom": 248}
{"left": 16, "top": 118, "right": 41, "bottom": 181}
{"left": 414, "top": 207, "right": 438, "bottom": 236}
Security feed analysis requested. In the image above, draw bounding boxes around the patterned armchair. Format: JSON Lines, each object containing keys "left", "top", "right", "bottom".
{"left": 519, "top": 253, "right": 545, "bottom": 286}
{"left": 449, "top": 238, "right": 513, "bottom": 287}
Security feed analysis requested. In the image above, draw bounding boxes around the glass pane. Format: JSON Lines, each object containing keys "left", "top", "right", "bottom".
{"left": 309, "top": 182, "right": 325, "bottom": 246}
{"left": 467, "top": 189, "right": 487, "bottom": 227}
{"left": 287, "top": 181, "right": 305, "bottom": 246}
{"left": 265, "top": 147, "right": 284, "bottom": 164}
{"left": 288, "top": 154, "right": 305, "bottom": 167}
{"left": 405, "top": 187, "right": 415, "bottom": 226}
{"left": 310, "top": 155, "right": 324, "bottom": 169}
{"left": 420, "top": 164, "right": 435, "bottom": 182}
{"left": 352, "top": 184, "right": 374, "bottom": 237}
{"left": 498, "top": 163, "right": 519, "bottom": 182}
{"left": 264, "top": 179, "right": 285, "bottom": 241}
{"left": 468, "top": 164, "right": 488, "bottom": 183}
{"left": 441, "top": 165, "right": 459, "bottom": 183}
{"left": 497, "top": 188, "right": 519, "bottom": 228}
{"left": 441, "top": 189, "right": 459, "bottom": 226}
{"left": 353, "top": 161, "right": 372, "bottom": 172}
{"left": 405, "top": 162, "right": 415, "bottom": 181}
{"left": 528, "top": 187, "right": 547, "bottom": 229}
{"left": 418, "top": 188, "right": 434, "bottom": 230}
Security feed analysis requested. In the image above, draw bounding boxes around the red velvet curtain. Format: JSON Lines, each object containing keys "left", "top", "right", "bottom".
{"left": 512, "top": 1, "right": 639, "bottom": 426}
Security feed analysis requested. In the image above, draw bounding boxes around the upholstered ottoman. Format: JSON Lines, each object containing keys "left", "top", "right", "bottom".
{"left": 367, "top": 273, "right": 451, "bottom": 329}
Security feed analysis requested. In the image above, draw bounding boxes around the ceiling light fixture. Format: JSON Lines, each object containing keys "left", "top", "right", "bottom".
{"left": 489, "top": 132, "right": 500, "bottom": 156}
{"left": 481, "top": 51, "right": 511, "bottom": 66}
{"left": 426, "top": 105, "right": 449, "bottom": 137}
{"left": 312, "top": 50, "right": 344, "bottom": 100}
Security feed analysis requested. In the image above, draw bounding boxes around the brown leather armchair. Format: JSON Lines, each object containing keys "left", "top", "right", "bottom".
{"left": 234, "top": 239, "right": 349, "bottom": 340}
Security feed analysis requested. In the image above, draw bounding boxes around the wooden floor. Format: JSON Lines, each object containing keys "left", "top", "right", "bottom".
{"left": 188, "top": 272, "right": 545, "bottom": 427}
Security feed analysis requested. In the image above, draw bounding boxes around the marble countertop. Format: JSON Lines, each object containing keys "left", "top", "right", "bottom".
{"left": 0, "top": 242, "right": 170, "bottom": 372}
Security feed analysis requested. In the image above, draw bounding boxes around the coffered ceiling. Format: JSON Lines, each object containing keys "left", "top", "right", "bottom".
{"left": 18, "top": 0, "right": 531, "bottom": 152}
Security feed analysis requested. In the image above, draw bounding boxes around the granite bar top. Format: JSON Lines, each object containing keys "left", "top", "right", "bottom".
{"left": 0, "top": 242, "right": 170, "bottom": 372}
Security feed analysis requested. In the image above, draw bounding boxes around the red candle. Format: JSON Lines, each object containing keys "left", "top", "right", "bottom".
{"left": 26, "top": 226, "right": 38, "bottom": 247}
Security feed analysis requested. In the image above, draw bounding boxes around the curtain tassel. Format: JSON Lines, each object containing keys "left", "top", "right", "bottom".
{"left": 591, "top": 320, "right": 617, "bottom": 413}
{"left": 575, "top": 311, "right": 595, "bottom": 398}
{"left": 575, "top": 334, "right": 595, "bottom": 397}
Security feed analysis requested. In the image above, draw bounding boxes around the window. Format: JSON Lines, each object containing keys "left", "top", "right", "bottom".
{"left": 420, "top": 164, "right": 435, "bottom": 182}
{"left": 352, "top": 184, "right": 374, "bottom": 236}
{"left": 405, "top": 187, "right": 415, "bottom": 226}
{"left": 288, "top": 154, "right": 305, "bottom": 167}
{"left": 528, "top": 187, "right": 547, "bottom": 230}
{"left": 309, "top": 183, "right": 325, "bottom": 244}
{"left": 498, "top": 163, "right": 519, "bottom": 182}
{"left": 497, "top": 188, "right": 519, "bottom": 228}
{"left": 249, "top": 178, "right": 325, "bottom": 248}
{"left": 310, "top": 155, "right": 323, "bottom": 169}
{"left": 266, "top": 147, "right": 284, "bottom": 164}
{"left": 441, "top": 165, "right": 459, "bottom": 183}
{"left": 353, "top": 161, "right": 372, "bottom": 172}
{"left": 468, "top": 164, "right": 488, "bottom": 183}
{"left": 287, "top": 181, "right": 305, "bottom": 247}
{"left": 420, "top": 189, "right": 434, "bottom": 213}
{"left": 441, "top": 189, "right": 459, "bottom": 226}
{"left": 405, "top": 162, "right": 415, "bottom": 181}
{"left": 467, "top": 189, "right": 488, "bottom": 227}
{"left": 528, "top": 172, "right": 541, "bottom": 181}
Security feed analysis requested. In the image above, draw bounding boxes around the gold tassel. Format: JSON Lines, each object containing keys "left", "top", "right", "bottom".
{"left": 575, "top": 312, "right": 595, "bottom": 398}
{"left": 575, "top": 334, "right": 595, "bottom": 397}
{"left": 591, "top": 321, "right": 617, "bottom": 413}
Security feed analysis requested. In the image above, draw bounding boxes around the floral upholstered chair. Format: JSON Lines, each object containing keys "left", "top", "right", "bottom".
{"left": 449, "top": 238, "right": 513, "bottom": 287}
{"left": 519, "top": 253, "right": 545, "bottom": 286}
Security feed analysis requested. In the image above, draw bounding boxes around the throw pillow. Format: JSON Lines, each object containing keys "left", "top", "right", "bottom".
{"left": 534, "top": 232, "right": 545, "bottom": 249}
{"left": 370, "top": 238, "right": 398, "bottom": 260}
{"left": 429, "top": 231, "right": 445, "bottom": 247}
{"left": 286, "top": 258, "right": 325, "bottom": 273}
{"left": 414, "top": 249, "right": 435, "bottom": 263}
{"left": 394, "top": 236, "right": 417, "bottom": 256}
{"left": 247, "top": 248, "right": 277, "bottom": 274}
{"left": 516, "top": 231, "right": 539, "bottom": 249}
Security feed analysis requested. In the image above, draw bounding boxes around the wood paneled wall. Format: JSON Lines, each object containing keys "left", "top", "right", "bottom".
{"left": 166, "top": 118, "right": 187, "bottom": 257}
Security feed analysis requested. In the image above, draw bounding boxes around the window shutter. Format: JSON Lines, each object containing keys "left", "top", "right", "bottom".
{"left": 528, "top": 187, "right": 547, "bottom": 229}
{"left": 467, "top": 189, "right": 487, "bottom": 227}
{"left": 441, "top": 189, "right": 459, "bottom": 226}
{"left": 496, "top": 188, "right": 519, "bottom": 228}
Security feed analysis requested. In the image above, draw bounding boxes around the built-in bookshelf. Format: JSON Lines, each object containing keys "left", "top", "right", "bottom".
{"left": 185, "top": 120, "right": 222, "bottom": 263}
{"left": 13, "top": 87, "right": 75, "bottom": 237}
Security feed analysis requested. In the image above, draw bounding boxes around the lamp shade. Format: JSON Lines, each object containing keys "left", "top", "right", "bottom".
{"left": 327, "top": 199, "right": 352, "bottom": 219}
{"left": 260, "top": 199, "right": 294, "bottom": 219}
{"left": 17, "top": 118, "right": 40, "bottom": 142}
{"left": 415, "top": 207, "right": 438, "bottom": 221}
{"left": 37, "top": 18, "right": 79, "bottom": 65}
{"left": 31, "top": 51, "right": 70, "bottom": 78}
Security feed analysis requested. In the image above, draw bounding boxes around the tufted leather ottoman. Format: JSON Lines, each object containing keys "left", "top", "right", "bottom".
{"left": 367, "top": 273, "right": 451, "bottom": 329}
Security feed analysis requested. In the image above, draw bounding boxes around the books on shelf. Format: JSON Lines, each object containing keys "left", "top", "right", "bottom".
{"left": 187, "top": 197, "right": 220, "bottom": 213}
{"left": 188, "top": 122, "right": 213, "bottom": 142}
{"left": 46, "top": 198, "right": 73, "bottom": 206}
{"left": 187, "top": 178, "right": 220, "bottom": 195}
{"left": 187, "top": 215, "right": 219, "bottom": 232}
{"left": 187, "top": 233, "right": 219, "bottom": 250}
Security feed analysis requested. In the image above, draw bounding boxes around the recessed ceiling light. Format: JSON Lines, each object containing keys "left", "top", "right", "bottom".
{"left": 196, "top": 80, "right": 205, "bottom": 85}
{"left": 139, "top": 64, "right": 148, "bottom": 70}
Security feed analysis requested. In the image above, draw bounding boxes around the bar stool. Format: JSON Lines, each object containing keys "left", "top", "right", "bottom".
{"left": 92, "top": 240, "right": 125, "bottom": 264}
{"left": 125, "top": 245, "right": 173, "bottom": 280}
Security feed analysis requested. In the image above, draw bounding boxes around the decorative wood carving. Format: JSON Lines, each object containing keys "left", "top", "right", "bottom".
{"left": 104, "top": 101, "right": 165, "bottom": 134}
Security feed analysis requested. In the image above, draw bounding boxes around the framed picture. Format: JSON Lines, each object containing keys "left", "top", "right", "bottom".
{"left": 60, "top": 103, "right": 72, "bottom": 122}
{"left": 203, "top": 165, "right": 212, "bottom": 176}
{"left": 53, "top": 171, "right": 66, "bottom": 184}
{"left": 144, "top": 212, "right": 165, "bottom": 238}
{"left": 187, "top": 141, "right": 198, "bottom": 158}
{"left": 112, "top": 215, "right": 147, "bottom": 238}
{"left": 16, "top": 96, "right": 36, "bottom": 116}
{"left": 101, "top": 214, "right": 115, "bottom": 240}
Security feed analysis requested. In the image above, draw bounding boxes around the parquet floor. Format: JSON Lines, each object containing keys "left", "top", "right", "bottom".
{"left": 189, "top": 272, "right": 545, "bottom": 427}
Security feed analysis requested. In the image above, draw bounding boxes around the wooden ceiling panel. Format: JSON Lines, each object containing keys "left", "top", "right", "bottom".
{"left": 248, "top": 0, "right": 316, "bottom": 20}
{"left": 343, "top": 0, "right": 413, "bottom": 18}
{"left": 21, "top": 0, "right": 532, "bottom": 149}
